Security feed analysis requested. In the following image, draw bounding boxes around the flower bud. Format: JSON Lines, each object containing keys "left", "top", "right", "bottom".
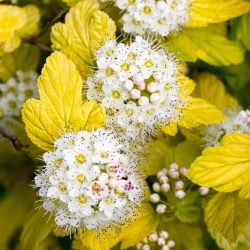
{"left": 136, "top": 243, "right": 143, "bottom": 250}
{"left": 175, "top": 180, "right": 184, "bottom": 190}
{"left": 157, "top": 169, "right": 167, "bottom": 178}
{"left": 131, "top": 89, "right": 141, "bottom": 99}
{"left": 199, "top": 187, "right": 209, "bottom": 195}
{"left": 162, "top": 246, "right": 170, "bottom": 250}
{"left": 134, "top": 73, "right": 144, "bottom": 85}
{"left": 156, "top": 204, "right": 166, "bottom": 214}
{"left": 141, "top": 245, "right": 150, "bottom": 250}
{"left": 150, "top": 93, "right": 161, "bottom": 103}
{"left": 157, "top": 237, "right": 166, "bottom": 246}
{"left": 159, "top": 230, "right": 169, "bottom": 239}
{"left": 167, "top": 240, "right": 175, "bottom": 248}
{"left": 138, "top": 96, "right": 149, "bottom": 106}
{"left": 148, "top": 232, "right": 158, "bottom": 242}
{"left": 123, "top": 80, "right": 134, "bottom": 91}
{"left": 168, "top": 169, "right": 179, "bottom": 179}
{"left": 180, "top": 167, "right": 188, "bottom": 176}
{"left": 238, "top": 110, "right": 248, "bottom": 119}
{"left": 138, "top": 82, "right": 146, "bottom": 90}
{"left": 175, "top": 190, "right": 186, "bottom": 199}
{"left": 170, "top": 163, "right": 178, "bottom": 170}
{"left": 142, "top": 237, "right": 148, "bottom": 243}
{"left": 161, "top": 183, "right": 170, "bottom": 192}
{"left": 108, "top": 178, "right": 118, "bottom": 188}
{"left": 153, "top": 71, "right": 163, "bottom": 81}
{"left": 153, "top": 182, "right": 161, "bottom": 192}
{"left": 116, "top": 180, "right": 127, "bottom": 193}
{"left": 156, "top": 1, "right": 168, "bottom": 11}
{"left": 147, "top": 82, "right": 157, "bottom": 93}
{"left": 98, "top": 173, "right": 109, "bottom": 184}
{"left": 150, "top": 193, "right": 160, "bottom": 203}
{"left": 91, "top": 165, "right": 101, "bottom": 177}
{"left": 159, "top": 175, "right": 168, "bottom": 184}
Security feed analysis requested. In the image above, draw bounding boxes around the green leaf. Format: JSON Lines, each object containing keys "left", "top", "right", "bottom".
{"left": 20, "top": 207, "right": 55, "bottom": 250}
{"left": 231, "top": 12, "right": 250, "bottom": 50}
{"left": 205, "top": 192, "right": 250, "bottom": 243}
{"left": 0, "top": 43, "right": 40, "bottom": 81}
{"left": 167, "top": 24, "right": 245, "bottom": 66}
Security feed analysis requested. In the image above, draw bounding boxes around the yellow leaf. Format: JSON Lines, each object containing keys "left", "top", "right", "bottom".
{"left": 17, "top": 5, "right": 40, "bottom": 38}
{"left": 187, "top": 133, "right": 250, "bottom": 192}
{"left": 192, "top": 72, "right": 239, "bottom": 111}
{"left": 1, "top": 35, "right": 21, "bottom": 53}
{"left": 0, "top": 5, "right": 26, "bottom": 42}
{"left": 20, "top": 207, "right": 55, "bottom": 250}
{"left": 0, "top": 43, "right": 40, "bottom": 81}
{"left": 239, "top": 182, "right": 250, "bottom": 200}
{"left": 61, "top": 0, "right": 82, "bottom": 6}
{"left": 162, "top": 122, "right": 178, "bottom": 136}
{"left": 205, "top": 192, "right": 250, "bottom": 242}
{"left": 167, "top": 25, "right": 245, "bottom": 66}
{"left": 189, "top": 0, "right": 250, "bottom": 28}
{"left": 22, "top": 51, "right": 105, "bottom": 151}
{"left": 178, "top": 97, "right": 225, "bottom": 129}
{"left": 51, "top": 0, "right": 116, "bottom": 79}
{"left": 74, "top": 203, "right": 158, "bottom": 250}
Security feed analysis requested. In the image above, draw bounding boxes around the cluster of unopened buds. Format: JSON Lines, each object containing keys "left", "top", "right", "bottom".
{"left": 100, "top": 0, "right": 191, "bottom": 36}
{"left": 200, "top": 109, "right": 250, "bottom": 147}
{"left": 150, "top": 163, "right": 209, "bottom": 214}
{"left": 135, "top": 230, "right": 175, "bottom": 250}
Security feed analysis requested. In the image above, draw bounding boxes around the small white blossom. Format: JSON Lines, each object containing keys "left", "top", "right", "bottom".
{"left": 34, "top": 129, "right": 144, "bottom": 233}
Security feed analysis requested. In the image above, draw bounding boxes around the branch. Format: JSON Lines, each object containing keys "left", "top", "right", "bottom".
{"left": 0, "top": 126, "right": 23, "bottom": 151}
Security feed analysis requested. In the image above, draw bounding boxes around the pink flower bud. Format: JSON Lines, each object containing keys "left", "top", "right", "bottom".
{"left": 138, "top": 82, "right": 146, "bottom": 90}
{"left": 150, "top": 193, "right": 160, "bottom": 203}
{"left": 153, "top": 182, "right": 161, "bottom": 192}
{"left": 157, "top": 237, "right": 166, "bottom": 246}
{"left": 147, "top": 82, "right": 157, "bottom": 93}
{"left": 134, "top": 73, "right": 144, "bottom": 85}
{"left": 123, "top": 80, "right": 134, "bottom": 91}
{"left": 138, "top": 96, "right": 149, "bottom": 106}
{"left": 167, "top": 240, "right": 175, "bottom": 248}
{"left": 150, "top": 93, "right": 161, "bottom": 103}
{"left": 98, "top": 173, "right": 109, "bottom": 184}
{"left": 180, "top": 167, "right": 188, "bottom": 176}
{"left": 199, "top": 187, "right": 209, "bottom": 195}
{"left": 153, "top": 71, "right": 163, "bottom": 81}
{"left": 162, "top": 246, "right": 170, "bottom": 250}
{"left": 141, "top": 245, "right": 150, "bottom": 250}
{"left": 108, "top": 178, "right": 118, "bottom": 188}
{"left": 170, "top": 163, "right": 178, "bottom": 170}
{"left": 161, "top": 183, "right": 170, "bottom": 192}
{"left": 131, "top": 89, "right": 141, "bottom": 99}
{"left": 168, "top": 169, "right": 179, "bottom": 179}
{"left": 175, "top": 190, "right": 186, "bottom": 199}
{"left": 136, "top": 243, "right": 143, "bottom": 250}
{"left": 159, "top": 230, "right": 169, "bottom": 239}
{"left": 148, "top": 232, "right": 158, "bottom": 242}
{"left": 156, "top": 1, "right": 168, "bottom": 11}
{"left": 159, "top": 175, "right": 168, "bottom": 184}
{"left": 157, "top": 169, "right": 167, "bottom": 178}
{"left": 156, "top": 204, "right": 166, "bottom": 214}
{"left": 175, "top": 180, "right": 184, "bottom": 190}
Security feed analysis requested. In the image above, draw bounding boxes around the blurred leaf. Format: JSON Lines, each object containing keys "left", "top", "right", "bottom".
{"left": 0, "top": 43, "right": 40, "bottom": 82}
{"left": 0, "top": 187, "right": 35, "bottom": 249}
{"left": 20, "top": 207, "right": 55, "bottom": 250}
{"left": 231, "top": 12, "right": 250, "bottom": 50}
{"left": 205, "top": 192, "right": 250, "bottom": 243}
{"left": 167, "top": 24, "right": 245, "bottom": 66}
{"left": 22, "top": 52, "right": 105, "bottom": 151}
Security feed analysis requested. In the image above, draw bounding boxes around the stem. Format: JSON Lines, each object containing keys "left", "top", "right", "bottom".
{"left": 0, "top": 126, "right": 23, "bottom": 151}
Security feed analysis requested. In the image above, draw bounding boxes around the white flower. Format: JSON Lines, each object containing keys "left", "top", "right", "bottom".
{"left": 87, "top": 36, "right": 185, "bottom": 142}
{"left": 200, "top": 109, "right": 250, "bottom": 147}
{"left": 34, "top": 129, "right": 144, "bottom": 233}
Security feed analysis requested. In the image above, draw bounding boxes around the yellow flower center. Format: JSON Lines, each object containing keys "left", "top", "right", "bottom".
{"left": 128, "top": 52, "right": 137, "bottom": 60}
{"left": 23, "top": 76, "right": 31, "bottom": 83}
{"left": 171, "top": 1, "right": 177, "bottom": 9}
{"left": 108, "top": 166, "right": 115, "bottom": 172}
{"left": 54, "top": 158, "right": 62, "bottom": 168}
{"left": 106, "top": 49, "right": 114, "bottom": 57}
{"left": 158, "top": 18, "right": 166, "bottom": 25}
{"left": 7, "top": 87, "right": 15, "bottom": 93}
{"left": 76, "top": 174, "right": 86, "bottom": 183}
{"left": 95, "top": 82, "right": 103, "bottom": 90}
{"left": 128, "top": 0, "right": 135, "bottom": 4}
{"left": 75, "top": 154, "right": 86, "bottom": 164}
{"left": 232, "top": 124, "right": 241, "bottom": 131}
{"left": 100, "top": 151, "right": 109, "bottom": 158}
{"left": 144, "top": 60, "right": 153, "bottom": 68}
{"left": 106, "top": 67, "right": 114, "bottom": 76}
{"left": 92, "top": 182, "right": 102, "bottom": 193}
{"left": 8, "top": 101, "right": 16, "bottom": 109}
{"left": 105, "top": 196, "right": 113, "bottom": 204}
{"left": 112, "top": 90, "right": 121, "bottom": 99}
{"left": 58, "top": 182, "right": 67, "bottom": 193}
{"left": 132, "top": 19, "right": 141, "bottom": 26}
{"left": 121, "top": 62, "right": 130, "bottom": 72}
{"left": 146, "top": 108, "right": 155, "bottom": 115}
{"left": 24, "top": 89, "right": 33, "bottom": 98}
{"left": 126, "top": 108, "right": 134, "bottom": 116}
{"left": 106, "top": 108, "right": 115, "bottom": 116}
{"left": 78, "top": 194, "right": 87, "bottom": 204}
{"left": 143, "top": 6, "right": 152, "bottom": 14}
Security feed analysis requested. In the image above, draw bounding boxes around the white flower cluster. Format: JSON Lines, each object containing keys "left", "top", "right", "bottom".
{"left": 200, "top": 109, "right": 250, "bottom": 147}
{"left": 35, "top": 129, "right": 144, "bottom": 232}
{"left": 0, "top": 71, "right": 38, "bottom": 117}
{"left": 111, "top": 0, "right": 190, "bottom": 36}
{"left": 87, "top": 36, "right": 185, "bottom": 142}
{"left": 136, "top": 230, "right": 175, "bottom": 250}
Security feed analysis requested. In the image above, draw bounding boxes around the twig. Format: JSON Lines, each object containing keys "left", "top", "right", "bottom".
{"left": 0, "top": 126, "right": 23, "bottom": 151}
{"left": 23, "top": 7, "right": 69, "bottom": 53}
